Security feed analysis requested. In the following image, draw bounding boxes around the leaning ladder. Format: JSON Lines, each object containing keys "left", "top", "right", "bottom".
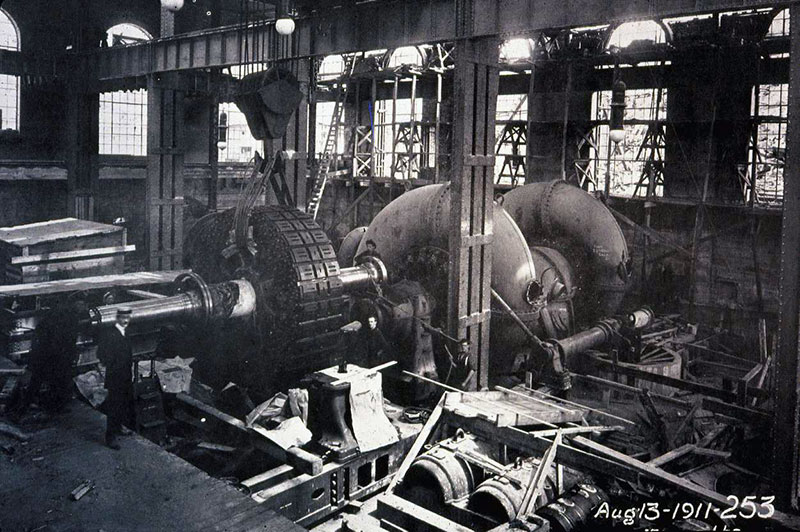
{"left": 307, "top": 54, "right": 356, "bottom": 220}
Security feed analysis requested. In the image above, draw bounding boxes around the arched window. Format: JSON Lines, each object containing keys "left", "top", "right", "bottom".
{"left": 766, "top": 8, "right": 790, "bottom": 38}
{"left": 0, "top": 9, "right": 20, "bottom": 130}
{"left": 500, "top": 38, "right": 534, "bottom": 64}
{"left": 106, "top": 23, "right": 151, "bottom": 47}
{"left": 387, "top": 46, "right": 425, "bottom": 69}
{"left": 99, "top": 24, "right": 151, "bottom": 155}
{"left": 319, "top": 54, "right": 346, "bottom": 81}
{"left": 607, "top": 20, "right": 667, "bottom": 49}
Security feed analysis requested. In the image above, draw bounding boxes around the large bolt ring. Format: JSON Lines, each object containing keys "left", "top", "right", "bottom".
{"left": 175, "top": 272, "right": 214, "bottom": 326}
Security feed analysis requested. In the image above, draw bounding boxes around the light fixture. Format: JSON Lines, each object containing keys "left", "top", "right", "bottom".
{"left": 609, "top": 79, "right": 626, "bottom": 144}
{"left": 275, "top": 0, "right": 296, "bottom": 35}
{"left": 160, "top": 0, "right": 185, "bottom": 12}
{"left": 275, "top": 17, "right": 295, "bottom": 35}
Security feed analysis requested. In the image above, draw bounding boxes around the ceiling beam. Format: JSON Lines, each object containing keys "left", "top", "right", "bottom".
{"left": 83, "top": 0, "right": 787, "bottom": 80}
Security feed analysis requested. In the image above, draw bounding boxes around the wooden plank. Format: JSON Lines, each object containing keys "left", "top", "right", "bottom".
{"left": 571, "top": 436, "right": 800, "bottom": 529}
{"left": 378, "top": 494, "right": 473, "bottom": 532}
{"left": 519, "top": 430, "right": 561, "bottom": 516}
{"left": 175, "top": 393, "right": 322, "bottom": 476}
{"left": 241, "top": 464, "right": 295, "bottom": 493}
{"left": 591, "top": 356, "right": 769, "bottom": 401}
{"left": 386, "top": 393, "right": 446, "bottom": 494}
{"left": 648, "top": 444, "right": 696, "bottom": 468}
{"left": 448, "top": 412, "right": 642, "bottom": 484}
{"left": 0, "top": 271, "right": 188, "bottom": 298}
{"left": 737, "top": 362, "right": 763, "bottom": 406}
{"left": 10, "top": 245, "right": 135, "bottom": 265}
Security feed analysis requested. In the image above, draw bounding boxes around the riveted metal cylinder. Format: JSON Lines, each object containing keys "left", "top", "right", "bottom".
{"left": 468, "top": 458, "right": 556, "bottom": 523}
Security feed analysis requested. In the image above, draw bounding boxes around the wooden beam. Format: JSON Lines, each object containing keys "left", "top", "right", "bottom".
{"left": 174, "top": 393, "right": 322, "bottom": 476}
{"left": 146, "top": 75, "right": 185, "bottom": 271}
{"left": 572, "top": 436, "right": 800, "bottom": 529}
{"left": 448, "top": 36, "right": 499, "bottom": 390}
{"left": 386, "top": 393, "right": 445, "bottom": 494}
{"left": 609, "top": 207, "right": 692, "bottom": 259}
{"left": 590, "top": 356, "right": 769, "bottom": 402}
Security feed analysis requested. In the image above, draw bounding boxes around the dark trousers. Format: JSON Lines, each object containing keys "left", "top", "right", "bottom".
{"left": 16, "top": 365, "right": 72, "bottom": 414}
{"left": 104, "top": 390, "right": 132, "bottom": 440}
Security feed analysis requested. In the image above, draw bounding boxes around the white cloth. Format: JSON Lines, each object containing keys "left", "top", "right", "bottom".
{"left": 349, "top": 371, "right": 398, "bottom": 452}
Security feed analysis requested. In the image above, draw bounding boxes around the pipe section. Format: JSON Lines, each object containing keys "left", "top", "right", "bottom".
{"left": 550, "top": 307, "right": 653, "bottom": 366}
{"left": 502, "top": 181, "right": 630, "bottom": 321}
{"left": 90, "top": 260, "right": 388, "bottom": 328}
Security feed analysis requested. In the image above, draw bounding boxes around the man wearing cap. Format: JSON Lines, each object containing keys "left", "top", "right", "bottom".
{"left": 97, "top": 308, "right": 134, "bottom": 450}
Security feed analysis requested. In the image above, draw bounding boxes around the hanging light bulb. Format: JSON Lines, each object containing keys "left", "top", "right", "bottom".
{"left": 161, "top": 0, "right": 185, "bottom": 12}
{"left": 275, "top": 0, "right": 295, "bottom": 35}
{"left": 275, "top": 17, "right": 295, "bottom": 35}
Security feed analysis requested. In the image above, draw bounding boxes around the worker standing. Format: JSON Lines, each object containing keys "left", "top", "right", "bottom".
{"left": 98, "top": 308, "right": 134, "bottom": 450}
{"left": 11, "top": 298, "right": 86, "bottom": 418}
{"left": 358, "top": 315, "right": 393, "bottom": 367}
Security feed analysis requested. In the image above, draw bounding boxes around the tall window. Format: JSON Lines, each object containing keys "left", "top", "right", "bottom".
{"left": 495, "top": 94, "right": 528, "bottom": 186}
{"left": 746, "top": 84, "right": 787, "bottom": 205}
{"left": 99, "top": 24, "right": 151, "bottom": 155}
{"left": 589, "top": 88, "right": 668, "bottom": 197}
{"left": 218, "top": 103, "right": 263, "bottom": 163}
{"left": 0, "top": 9, "right": 20, "bottom": 130}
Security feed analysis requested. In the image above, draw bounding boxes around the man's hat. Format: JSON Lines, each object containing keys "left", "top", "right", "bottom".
{"left": 117, "top": 307, "right": 132, "bottom": 316}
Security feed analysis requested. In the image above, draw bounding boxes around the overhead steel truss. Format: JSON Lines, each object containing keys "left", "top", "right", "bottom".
{"left": 5, "top": 0, "right": 777, "bottom": 83}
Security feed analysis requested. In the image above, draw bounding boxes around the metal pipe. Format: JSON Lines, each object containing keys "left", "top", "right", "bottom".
{"left": 551, "top": 307, "right": 653, "bottom": 365}
{"left": 491, "top": 288, "right": 545, "bottom": 351}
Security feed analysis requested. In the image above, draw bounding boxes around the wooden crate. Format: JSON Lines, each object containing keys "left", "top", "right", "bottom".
{"left": 0, "top": 218, "right": 134, "bottom": 284}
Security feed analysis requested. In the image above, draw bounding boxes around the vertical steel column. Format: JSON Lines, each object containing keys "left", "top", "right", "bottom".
{"left": 146, "top": 74, "right": 185, "bottom": 271}
{"left": 208, "top": 84, "right": 219, "bottom": 211}
{"left": 448, "top": 36, "right": 499, "bottom": 391}
{"left": 773, "top": 3, "right": 800, "bottom": 511}
{"left": 525, "top": 56, "right": 538, "bottom": 183}
{"left": 66, "top": 85, "right": 99, "bottom": 220}
{"left": 66, "top": 7, "right": 100, "bottom": 220}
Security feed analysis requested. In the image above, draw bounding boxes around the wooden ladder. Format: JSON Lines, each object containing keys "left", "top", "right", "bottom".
{"left": 307, "top": 54, "right": 357, "bottom": 220}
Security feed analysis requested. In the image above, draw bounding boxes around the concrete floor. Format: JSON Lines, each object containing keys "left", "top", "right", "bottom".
{"left": 0, "top": 400, "right": 304, "bottom": 532}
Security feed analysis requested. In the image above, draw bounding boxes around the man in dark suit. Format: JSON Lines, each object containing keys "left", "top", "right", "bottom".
{"left": 98, "top": 308, "right": 134, "bottom": 450}
{"left": 358, "top": 315, "right": 393, "bottom": 367}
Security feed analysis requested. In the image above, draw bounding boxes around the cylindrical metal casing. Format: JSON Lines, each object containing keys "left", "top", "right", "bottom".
{"left": 538, "top": 483, "right": 608, "bottom": 532}
{"left": 339, "top": 257, "right": 388, "bottom": 291}
{"left": 468, "top": 458, "right": 555, "bottom": 523}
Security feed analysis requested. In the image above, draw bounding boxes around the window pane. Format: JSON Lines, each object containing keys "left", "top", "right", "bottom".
{"left": 99, "top": 89, "right": 148, "bottom": 155}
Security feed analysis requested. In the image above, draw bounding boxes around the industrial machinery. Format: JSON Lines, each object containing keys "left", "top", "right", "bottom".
{"left": 340, "top": 181, "right": 632, "bottom": 388}
{"left": 89, "top": 205, "right": 387, "bottom": 390}
{"left": 75, "top": 181, "right": 680, "bottom": 529}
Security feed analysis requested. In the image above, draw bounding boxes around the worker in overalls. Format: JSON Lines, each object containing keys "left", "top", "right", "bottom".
{"left": 97, "top": 308, "right": 134, "bottom": 450}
